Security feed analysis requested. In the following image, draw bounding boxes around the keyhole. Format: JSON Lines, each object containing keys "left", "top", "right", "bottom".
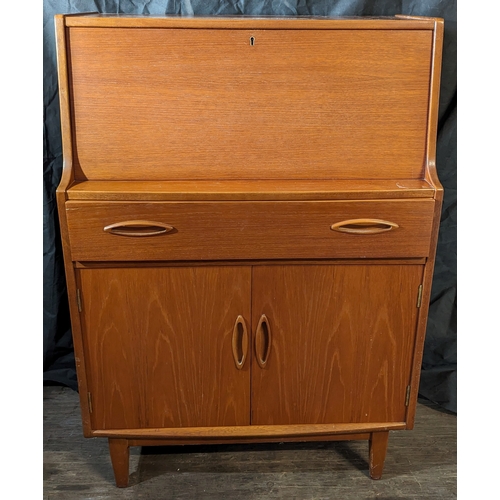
{"left": 250, "top": 36, "right": 255, "bottom": 46}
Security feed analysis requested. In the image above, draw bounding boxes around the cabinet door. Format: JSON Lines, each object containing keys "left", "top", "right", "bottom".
{"left": 79, "top": 266, "right": 251, "bottom": 430}
{"left": 251, "top": 265, "right": 423, "bottom": 425}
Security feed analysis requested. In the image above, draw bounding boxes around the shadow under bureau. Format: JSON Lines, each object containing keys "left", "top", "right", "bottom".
{"left": 55, "top": 13, "right": 444, "bottom": 487}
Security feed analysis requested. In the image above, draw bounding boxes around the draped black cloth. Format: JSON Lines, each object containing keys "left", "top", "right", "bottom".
{"left": 43, "top": 0, "right": 457, "bottom": 413}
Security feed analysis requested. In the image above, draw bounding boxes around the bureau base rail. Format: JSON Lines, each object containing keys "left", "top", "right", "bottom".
{"left": 104, "top": 425, "right": 401, "bottom": 487}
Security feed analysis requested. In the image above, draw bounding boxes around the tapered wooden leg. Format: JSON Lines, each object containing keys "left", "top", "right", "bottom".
{"left": 108, "top": 438, "right": 130, "bottom": 487}
{"left": 368, "top": 431, "right": 389, "bottom": 480}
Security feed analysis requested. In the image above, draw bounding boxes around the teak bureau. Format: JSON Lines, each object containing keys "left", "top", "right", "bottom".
{"left": 55, "top": 13, "right": 444, "bottom": 487}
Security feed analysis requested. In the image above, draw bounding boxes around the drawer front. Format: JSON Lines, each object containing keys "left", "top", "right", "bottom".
{"left": 66, "top": 200, "right": 435, "bottom": 261}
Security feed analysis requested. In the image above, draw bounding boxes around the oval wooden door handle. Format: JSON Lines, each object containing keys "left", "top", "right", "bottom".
{"left": 255, "top": 314, "right": 272, "bottom": 369}
{"left": 103, "top": 220, "right": 174, "bottom": 237}
{"left": 232, "top": 315, "right": 249, "bottom": 370}
{"left": 330, "top": 219, "right": 399, "bottom": 234}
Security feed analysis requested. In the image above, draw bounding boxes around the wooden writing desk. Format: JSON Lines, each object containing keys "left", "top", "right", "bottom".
{"left": 55, "top": 14, "right": 443, "bottom": 486}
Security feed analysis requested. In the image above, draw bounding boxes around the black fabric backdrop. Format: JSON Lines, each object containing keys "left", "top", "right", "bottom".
{"left": 43, "top": 0, "right": 457, "bottom": 413}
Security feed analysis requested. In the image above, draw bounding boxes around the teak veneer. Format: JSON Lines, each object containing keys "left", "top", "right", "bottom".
{"left": 55, "top": 13, "right": 444, "bottom": 487}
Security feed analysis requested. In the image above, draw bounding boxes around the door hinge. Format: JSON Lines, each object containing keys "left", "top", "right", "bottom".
{"left": 87, "top": 392, "right": 93, "bottom": 413}
{"left": 416, "top": 285, "right": 423, "bottom": 308}
{"left": 76, "top": 289, "right": 82, "bottom": 312}
{"left": 405, "top": 385, "right": 411, "bottom": 406}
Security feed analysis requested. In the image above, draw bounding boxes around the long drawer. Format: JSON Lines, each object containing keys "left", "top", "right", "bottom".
{"left": 65, "top": 200, "right": 435, "bottom": 261}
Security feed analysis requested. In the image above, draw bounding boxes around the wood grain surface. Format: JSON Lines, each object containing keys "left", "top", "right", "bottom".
{"left": 108, "top": 439, "right": 130, "bottom": 487}
{"left": 78, "top": 267, "right": 251, "bottom": 430}
{"left": 93, "top": 422, "right": 405, "bottom": 440}
{"left": 67, "top": 27, "right": 432, "bottom": 181}
{"left": 64, "top": 15, "right": 438, "bottom": 30}
{"left": 369, "top": 431, "right": 390, "bottom": 480}
{"left": 66, "top": 199, "right": 435, "bottom": 261}
{"left": 251, "top": 265, "right": 423, "bottom": 425}
{"left": 54, "top": 15, "right": 94, "bottom": 436}
{"left": 66, "top": 179, "right": 436, "bottom": 201}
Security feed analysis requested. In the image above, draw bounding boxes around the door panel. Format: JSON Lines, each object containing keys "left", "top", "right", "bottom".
{"left": 79, "top": 266, "right": 251, "bottom": 430}
{"left": 251, "top": 265, "right": 423, "bottom": 425}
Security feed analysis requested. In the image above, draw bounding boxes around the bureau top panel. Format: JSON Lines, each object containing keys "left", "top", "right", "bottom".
{"left": 63, "top": 18, "right": 436, "bottom": 181}
{"left": 64, "top": 15, "right": 439, "bottom": 30}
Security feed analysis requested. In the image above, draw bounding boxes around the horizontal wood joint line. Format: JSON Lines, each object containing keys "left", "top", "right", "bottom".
{"left": 74, "top": 258, "right": 427, "bottom": 268}
{"left": 92, "top": 422, "right": 406, "bottom": 440}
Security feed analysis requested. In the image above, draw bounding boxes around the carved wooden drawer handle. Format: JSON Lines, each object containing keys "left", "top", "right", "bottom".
{"left": 330, "top": 219, "right": 399, "bottom": 234}
{"left": 255, "top": 314, "right": 272, "bottom": 369}
{"left": 103, "top": 220, "right": 174, "bottom": 237}
{"left": 232, "top": 315, "right": 249, "bottom": 370}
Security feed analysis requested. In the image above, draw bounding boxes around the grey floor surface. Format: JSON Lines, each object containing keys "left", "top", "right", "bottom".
{"left": 44, "top": 386, "right": 456, "bottom": 499}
